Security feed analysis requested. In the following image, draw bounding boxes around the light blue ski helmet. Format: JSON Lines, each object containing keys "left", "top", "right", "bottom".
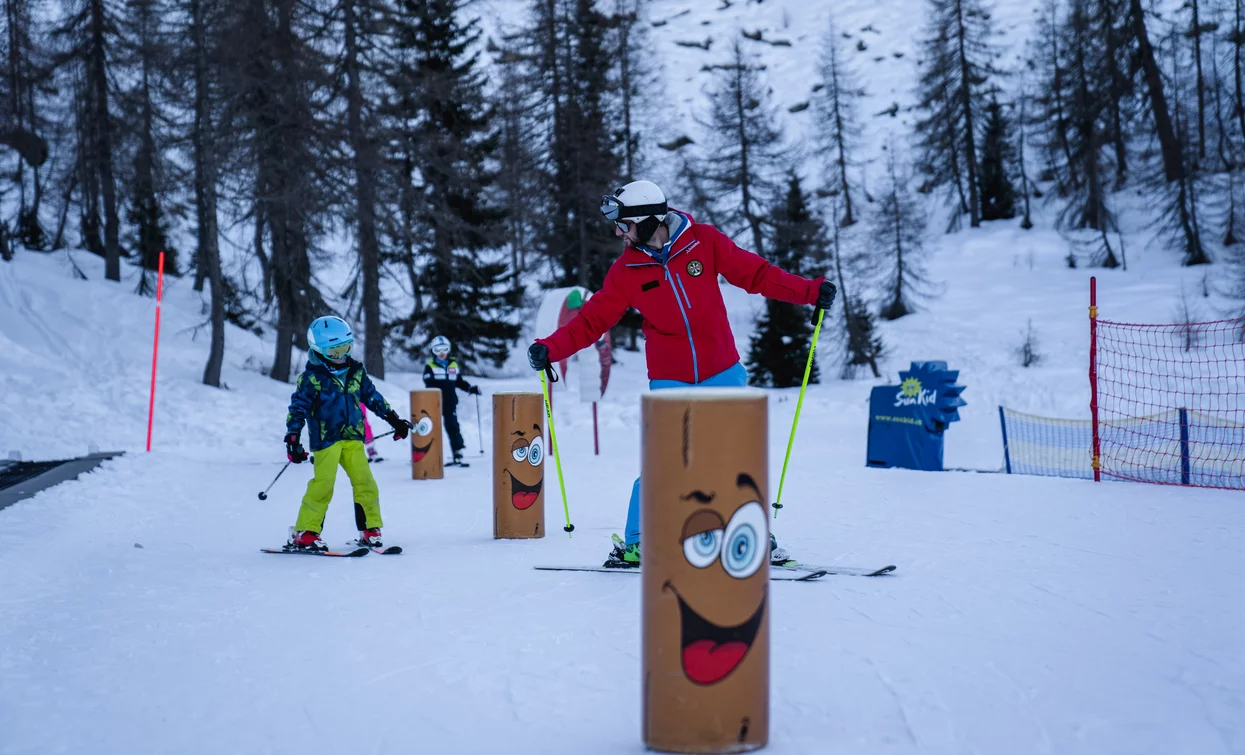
{"left": 307, "top": 316, "right": 354, "bottom": 364}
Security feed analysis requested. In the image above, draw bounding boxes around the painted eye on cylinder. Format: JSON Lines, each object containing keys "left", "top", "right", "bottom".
{"left": 415, "top": 417, "right": 433, "bottom": 436}
{"left": 511, "top": 438, "right": 529, "bottom": 462}
{"left": 721, "top": 501, "right": 767, "bottom": 579}
{"left": 527, "top": 436, "right": 544, "bottom": 466}
{"left": 682, "top": 529, "right": 723, "bottom": 568}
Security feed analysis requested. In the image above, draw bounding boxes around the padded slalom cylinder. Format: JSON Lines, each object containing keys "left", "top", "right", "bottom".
{"left": 492, "top": 392, "right": 546, "bottom": 539}
{"left": 641, "top": 388, "right": 770, "bottom": 754}
{"left": 409, "top": 389, "right": 443, "bottom": 480}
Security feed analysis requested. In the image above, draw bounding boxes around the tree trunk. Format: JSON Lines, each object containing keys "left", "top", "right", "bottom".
{"left": 1192, "top": 0, "right": 1206, "bottom": 161}
{"left": 733, "top": 63, "right": 765, "bottom": 257}
{"left": 1236, "top": 0, "right": 1245, "bottom": 141}
{"left": 953, "top": 0, "right": 980, "bottom": 227}
{"left": 343, "top": 0, "right": 383, "bottom": 378}
{"left": 829, "top": 53, "right": 854, "bottom": 226}
{"left": 1130, "top": 0, "right": 1183, "bottom": 181}
{"left": 88, "top": 0, "right": 122, "bottom": 281}
{"left": 192, "top": 0, "right": 225, "bottom": 387}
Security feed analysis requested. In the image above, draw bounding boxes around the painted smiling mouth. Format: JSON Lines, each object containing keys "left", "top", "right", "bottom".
{"left": 411, "top": 439, "right": 433, "bottom": 463}
{"left": 666, "top": 582, "right": 766, "bottom": 686}
{"left": 507, "top": 469, "right": 543, "bottom": 510}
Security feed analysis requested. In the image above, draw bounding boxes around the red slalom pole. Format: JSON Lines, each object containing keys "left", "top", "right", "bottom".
{"left": 146, "top": 251, "right": 165, "bottom": 452}
{"left": 1088, "top": 276, "right": 1100, "bottom": 482}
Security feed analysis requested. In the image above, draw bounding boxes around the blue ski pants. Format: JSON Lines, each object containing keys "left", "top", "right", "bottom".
{"left": 624, "top": 362, "right": 749, "bottom": 545}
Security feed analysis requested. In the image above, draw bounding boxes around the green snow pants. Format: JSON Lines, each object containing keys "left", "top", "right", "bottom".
{"left": 294, "top": 440, "right": 382, "bottom": 532}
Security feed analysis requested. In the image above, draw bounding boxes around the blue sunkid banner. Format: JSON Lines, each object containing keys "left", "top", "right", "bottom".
{"left": 866, "top": 362, "right": 966, "bottom": 472}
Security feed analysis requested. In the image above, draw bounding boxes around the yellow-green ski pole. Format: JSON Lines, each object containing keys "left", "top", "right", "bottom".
{"left": 540, "top": 367, "right": 575, "bottom": 534}
{"left": 773, "top": 308, "right": 825, "bottom": 518}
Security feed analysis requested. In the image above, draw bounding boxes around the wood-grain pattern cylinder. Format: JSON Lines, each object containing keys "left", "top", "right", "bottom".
{"left": 492, "top": 391, "right": 545, "bottom": 539}
{"left": 641, "top": 388, "right": 769, "bottom": 754}
{"left": 409, "top": 389, "right": 443, "bottom": 480}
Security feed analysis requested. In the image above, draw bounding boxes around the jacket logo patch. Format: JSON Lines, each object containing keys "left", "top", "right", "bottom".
{"left": 686, "top": 260, "right": 704, "bottom": 277}
{"left": 641, "top": 280, "right": 661, "bottom": 292}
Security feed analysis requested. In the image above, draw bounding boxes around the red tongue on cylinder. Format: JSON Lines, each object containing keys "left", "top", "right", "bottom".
{"left": 682, "top": 639, "right": 748, "bottom": 685}
{"left": 512, "top": 491, "right": 539, "bottom": 510}
{"left": 412, "top": 450, "right": 428, "bottom": 463}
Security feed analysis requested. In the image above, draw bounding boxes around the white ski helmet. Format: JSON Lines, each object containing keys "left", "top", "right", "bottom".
{"left": 307, "top": 315, "right": 354, "bottom": 364}
{"left": 601, "top": 180, "right": 668, "bottom": 244}
{"left": 430, "top": 335, "right": 451, "bottom": 359}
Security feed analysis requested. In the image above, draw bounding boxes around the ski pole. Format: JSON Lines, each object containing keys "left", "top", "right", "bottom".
{"left": 773, "top": 308, "right": 825, "bottom": 518}
{"left": 540, "top": 366, "right": 574, "bottom": 534}
{"left": 475, "top": 393, "right": 484, "bottom": 454}
{"left": 258, "top": 461, "right": 291, "bottom": 501}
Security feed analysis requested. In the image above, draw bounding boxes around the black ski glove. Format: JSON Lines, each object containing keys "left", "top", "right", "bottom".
{"left": 383, "top": 411, "right": 412, "bottom": 441}
{"left": 816, "top": 280, "right": 837, "bottom": 311}
{"left": 528, "top": 342, "right": 551, "bottom": 372}
{"left": 285, "top": 432, "right": 308, "bottom": 464}
{"left": 468, "top": 385, "right": 481, "bottom": 395}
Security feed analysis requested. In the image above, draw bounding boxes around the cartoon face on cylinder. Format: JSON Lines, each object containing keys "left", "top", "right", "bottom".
{"left": 662, "top": 473, "right": 769, "bottom": 686}
{"left": 505, "top": 424, "right": 544, "bottom": 510}
{"left": 410, "top": 409, "right": 435, "bottom": 463}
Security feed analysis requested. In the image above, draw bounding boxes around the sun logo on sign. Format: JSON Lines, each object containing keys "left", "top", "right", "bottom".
{"left": 686, "top": 259, "right": 704, "bottom": 277}
{"left": 900, "top": 377, "right": 922, "bottom": 398}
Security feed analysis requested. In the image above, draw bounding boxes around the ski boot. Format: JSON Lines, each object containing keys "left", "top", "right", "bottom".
{"left": 358, "top": 528, "right": 383, "bottom": 548}
{"left": 770, "top": 533, "right": 797, "bottom": 567}
{"left": 366, "top": 444, "right": 381, "bottom": 463}
{"left": 603, "top": 533, "right": 640, "bottom": 568}
{"left": 287, "top": 527, "right": 328, "bottom": 552}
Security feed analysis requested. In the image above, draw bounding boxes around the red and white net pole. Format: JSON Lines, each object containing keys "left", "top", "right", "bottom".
{"left": 1088, "top": 276, "right": 1101, "bottom": 482}
{"left": 146, "top": 251, "right": 165, "bottom": 452}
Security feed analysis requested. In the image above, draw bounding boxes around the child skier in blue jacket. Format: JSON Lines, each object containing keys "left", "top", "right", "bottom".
{"left": 283, "top": 316, "right": 411, "bottom": 551}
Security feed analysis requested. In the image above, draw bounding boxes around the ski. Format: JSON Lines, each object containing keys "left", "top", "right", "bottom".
{"left": 773, "top": 563, "right": 897, "bottom": 577}
{"left": 347, "top": 541, "right": 403, "bottom": 555}
{"left": 446, "top": 461, "right": 470, "bottom": 468}
{"left": 262, "top": 546, "right": 369, "bottom": 557}
{"left": 533, "top": 564, "right": 829, "bottom": 581}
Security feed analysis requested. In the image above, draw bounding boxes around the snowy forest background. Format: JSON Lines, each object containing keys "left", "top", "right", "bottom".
{"left": 1, "top": 0, "right": 1243, "bottom": 389}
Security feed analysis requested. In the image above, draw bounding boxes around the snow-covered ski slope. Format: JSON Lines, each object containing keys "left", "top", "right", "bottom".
{"left": 3, "top": 232, "right": 1245, "bottom": 755}
{"left": 3, "top": 0, "right": 1245, "bottom": 751}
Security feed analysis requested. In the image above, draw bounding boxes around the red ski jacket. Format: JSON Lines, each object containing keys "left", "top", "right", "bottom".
{"left": 537, "top": 210, "right": 824, "bottom": 384}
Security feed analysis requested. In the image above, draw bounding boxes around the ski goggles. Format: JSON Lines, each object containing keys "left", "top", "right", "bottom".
{"left": 600, "top": 196, "right": 629, "bottom": 232}
{"left": 322, "top": 340, "right": 353, "bottom": 361}
{"left": 600, "top": 195, "right": 667, "bottom": 233}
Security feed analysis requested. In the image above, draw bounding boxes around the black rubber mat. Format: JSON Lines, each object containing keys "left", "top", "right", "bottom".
{"left": 0, "top": 460, "right": 67, "bottom": 491}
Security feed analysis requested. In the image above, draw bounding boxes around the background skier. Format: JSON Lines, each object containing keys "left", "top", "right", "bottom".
{"left": 422, "top": 335, "right": 482, "bottom": 466}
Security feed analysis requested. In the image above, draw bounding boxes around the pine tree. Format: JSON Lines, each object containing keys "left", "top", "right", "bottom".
{"left": 390, "top": 0, "right": 519, "bottom": 368}
{"left": 978, "top": 98, "right": 1017, "bottom": 221}
{"left": 700, "top": 37, "right": 785, "bottom": 258}
{"left": 5, "top": 0, "right": 49, "bottom": 249}
{"left": 53, "top": 0, "right": 124, "bottom": 280}
{"left": 746, "top": 174, "right": 821, "bottom": 388}
{"left": 216, "top": 0, "right": 332, "bottom": 382}
{"left": 913, "top": 0, "right": 998, "bottom": 228}
{"left": 117, "top": 0, "right": 179, "bottom": 294}
{"left": 826, "top": 195, "right": 883, "bottom": 377}
{"left": 333, "top": 0, "right": 393, "bottom": 377}
{"left": 875, "top": 150, "right": 933, "bottom": 320}
{"left": 815, "top": 15, "right": 864, "bottom": 227}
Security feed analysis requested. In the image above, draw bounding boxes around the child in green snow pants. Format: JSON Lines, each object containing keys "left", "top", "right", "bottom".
{"left": 295, "top": 440, "right": 382, "bottom": 533}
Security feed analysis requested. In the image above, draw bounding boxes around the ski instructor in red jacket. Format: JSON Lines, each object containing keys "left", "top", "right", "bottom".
{"left": 527, "top": 180, "right": 836, "bottom": 568}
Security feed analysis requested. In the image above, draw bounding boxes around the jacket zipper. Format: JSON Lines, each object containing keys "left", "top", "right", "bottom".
{"left": 664, "top": 265, "right": 699, "bottom": 383}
